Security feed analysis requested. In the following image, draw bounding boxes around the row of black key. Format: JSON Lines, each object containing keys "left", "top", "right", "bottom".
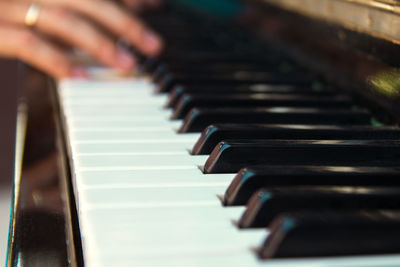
{"left": 140, "top": 5, "right": 400, "bottom": 260}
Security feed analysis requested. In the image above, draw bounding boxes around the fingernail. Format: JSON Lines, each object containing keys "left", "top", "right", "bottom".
{"left": 70, "top": 67, "right": 88, "bottom": 78}
{"left": 116, "top": 48, "right": 135, "bottom": 69}
{"left": 144, "top": 31, "right": 162, "bottom": 50}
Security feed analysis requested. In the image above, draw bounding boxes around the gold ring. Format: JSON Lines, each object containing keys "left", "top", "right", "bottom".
{"left": 25, "top": 3, "right": 41, "bottom": 27}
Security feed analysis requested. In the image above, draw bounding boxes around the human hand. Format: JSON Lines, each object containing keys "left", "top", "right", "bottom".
{"left": 0, "top": 0, "right": 163, "bottom": 78}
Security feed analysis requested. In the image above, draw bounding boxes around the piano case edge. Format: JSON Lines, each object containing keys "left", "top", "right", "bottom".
{"left": 48, "top": 78, "right": 84, "bottom": 267}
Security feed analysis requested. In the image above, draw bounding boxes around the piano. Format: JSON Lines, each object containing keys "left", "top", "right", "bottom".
{"left": 7, "top": 0, "right": 400, "bottom": 266}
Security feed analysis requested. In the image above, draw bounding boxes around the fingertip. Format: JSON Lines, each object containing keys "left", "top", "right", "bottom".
{"left": 143, "top": 30, "right": 163, "bottom": 55}
{"left": 116, "top": 47, "right": 136, "bottom": 70}
{"left": 69, "top": 66, "right": 89, "bottom": 78}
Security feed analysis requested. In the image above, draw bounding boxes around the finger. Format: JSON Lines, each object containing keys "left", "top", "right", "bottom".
{"left": 31, "top": 0, "right": 163, "bottom": 56}
{"left": 0, "top": 25, "right": 81, "bottom": 78}
{"left": 37, "top": 7, "right": 135, "bottom": 71}
{"left": 0, "top": 1, "right": 27, "bottom": 24}
{"left": 0, "top": 2, "right": 135, "bottom": 71}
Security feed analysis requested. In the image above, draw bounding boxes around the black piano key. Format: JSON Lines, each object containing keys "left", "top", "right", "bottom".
{"left": 166, "top": 85, "right": 337, "bottom": 108}
{"left": 192, "top": 124, "right": 400, "bottom": 155}
{"left": 203, "top": 140, "right": 400, "bottom": 173}
{"left": 225, "top": 166, "right": 400, "bottom": 206}
{"left": 153, "top": 64, "right": 300, "bottom": 83}
{"left": 163, "top": 34, "right": 267, "bottom": 50}
{"left": 153, "top": 64, "right": 170, "bottom": 83}
{"left": 140, "top": 58, "right": 162, "bottom": 74}
{"left": 165, "top": 42, "right": 229, "bottom": 52}
{"left": 238, "top": 187, "right": 400, "bottom": 228}
{"left": 143, "top": 54, "right": 277, "bottom": 75}
{"left": 156, "top": 73, "right": 314, "bottom": 93}
{"left": 179, "top": 108, "right": 371, "bottom": 133}
{"left": 171, "top": 94, "right": 353, "bottom": 119}
{"left": 153, "top": 61, "right": 298, "bottom": 78}
{"left": 259, "top": 211, "right": 400, "bottom": 258}
{"left": 159, "top": 53, "right": 282, "bottom": 65}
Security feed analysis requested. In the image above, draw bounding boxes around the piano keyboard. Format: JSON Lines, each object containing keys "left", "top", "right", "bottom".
{"left": 57, "top": 4, "right": 400, "bottom": 267}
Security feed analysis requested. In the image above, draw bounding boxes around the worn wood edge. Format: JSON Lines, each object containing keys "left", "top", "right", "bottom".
{"left": 263, "top": 0, "right": 400, "bottom": 44}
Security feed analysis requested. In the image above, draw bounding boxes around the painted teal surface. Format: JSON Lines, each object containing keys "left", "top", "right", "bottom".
{"left": 240, "top": 170, "right": 255, "bottom": 184}
{"left": 173, "top": 0, "right": 243, "bottom": 17}
{"left": 205, "top": 126, "right": 218, "bottom": 140}
{"left": 259, "top": 192, "right": 272, "bottom": 204}
{"left": 219, "top": 143, "right": 231, "bottom": 153}
{"left": 281, "top": 217, "right": 296, "bottom": 233}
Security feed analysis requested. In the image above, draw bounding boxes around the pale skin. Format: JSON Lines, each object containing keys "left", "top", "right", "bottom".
{"left": 0, "top": 0, "right": 164, "bottom": 78}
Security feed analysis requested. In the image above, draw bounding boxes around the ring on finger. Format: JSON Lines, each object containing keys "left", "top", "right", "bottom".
{"left": 25, "top": 3, "right": 41, "bottom": 27}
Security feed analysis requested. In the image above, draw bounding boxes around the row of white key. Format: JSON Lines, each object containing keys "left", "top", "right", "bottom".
{"left": 59, "top": 75, "right": 400, "bottom": 267}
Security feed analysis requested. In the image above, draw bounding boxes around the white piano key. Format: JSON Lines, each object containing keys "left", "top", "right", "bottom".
{"left": 62, "top": 90, "right": 162, "bottom": 98}
{"left": 61, "top": 93, "right": 167, "bottom": 103}
{"left": 63, "top": 97, "right": 167, "bottom": 106}
{"left": 69, "top": 126, "right": 173, "bottom": 131}
{"left": 90, "top": 256, "right": 400, "bottom": 267}
{"left": 71, "top": 141, "right": 196, "bottom": 154}
{"left": 81, "top": 205, "right": 246, "bottom": 224}
{"left": 66, "top": 118, "right": 182, "bottom": 129}
{"left": 81, "top": 181, "right": 232, "bottom": 190}
{"left": 63, "top": 103, "right": 164, "bottom": 112}
{"left": 88, "top": 253, "right": 263, "bottom": 267}
{"left": 79, "top": 205, "right": 266, "bottom": 264}
{"left": 61, "top": 90, "right": 158, "bottom": 97}
{"left": 76, "top": 169, "right": 234, "bottom": 187}
{"left": 64, "top": 107, "right": 171, "bottom": 117}
{"left": 66, "top": 114, "right": 173, "bottom": 122}
{"left": 59, "top": 78, "right": 155, "bottom": 91}
{"left": 87, "top": 224, "right": 265, "bottom": 253}
{"left": 80, "top": 186, "right": 227, "bottom": 206}
{"left": 61, "top": 88, "right": 159, "bottom": 96}
{"left": 74, "top": 154, "right": 209, "bottom": 169}
{"left": 70, "top": 130, "right": 200, "bottom": 142}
